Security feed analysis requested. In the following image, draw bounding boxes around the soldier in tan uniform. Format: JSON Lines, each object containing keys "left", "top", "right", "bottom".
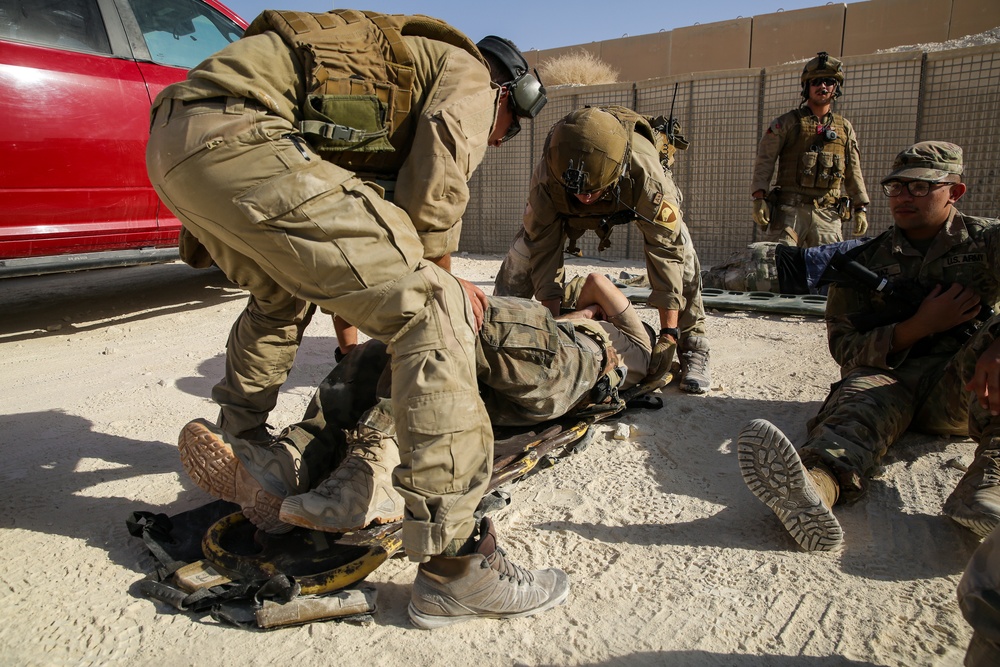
{"left": 737, "top": 142, "right": 1000, "bottom": 552}
{"left": 178, "top": 273, "right": 648, "bottom": 627}
{"left": 146, "top": 9, "right": 566, "bottom": 628}
{"left": 495, "top": 106, "right": 712, "bottom": 394}
{"left": 751, "top": 52, "right": 870, "bottom": 247}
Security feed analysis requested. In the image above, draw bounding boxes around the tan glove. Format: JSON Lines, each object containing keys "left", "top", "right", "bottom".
{"left": 752, "top": 199, "right": 770, "bottom": 230}
{"left": 853, "top": 209, "right": 868, "bottom": 236}
{"left": 643, "top": 332, "right": 677, "bottom": 389}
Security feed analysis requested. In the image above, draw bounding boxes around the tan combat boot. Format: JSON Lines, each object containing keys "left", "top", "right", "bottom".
{"left": 178, "top": 419, "right": 305, "bottom": 534}
{"left": 943, "top": 439, "right": 1000, "bottom": 538}
{"left": 679, "top": 335, "right": 712, "bottom": 394}
{"left": 408, "top": 517, "right": 570, "bottom": 629}
{"left": 738, "top": 419, "right": 844, "bottom": 552}
{"left": 279, "top": 424, "right": 405, "bottom": 533}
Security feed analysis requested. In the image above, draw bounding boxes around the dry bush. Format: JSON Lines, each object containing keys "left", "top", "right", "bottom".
{"left": 538, "top": 50, "right": 619, "bottom": 86}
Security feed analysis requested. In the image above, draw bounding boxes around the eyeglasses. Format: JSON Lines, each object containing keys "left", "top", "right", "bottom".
{"left": 881, "top": 180, "right": 953, "bottom": 197}
{"left": 810, "top": 78, "right": 838, "bottom": 87}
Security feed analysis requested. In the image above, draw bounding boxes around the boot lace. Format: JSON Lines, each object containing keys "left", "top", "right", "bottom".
{"left": 979, "top": 448, "right": 1000, "bottom": 487}
{"left": 683, "top": 348, "right": 708, "bottom": 376}
{"left": 482, "top": 545, "right": 534, "bottom": 585}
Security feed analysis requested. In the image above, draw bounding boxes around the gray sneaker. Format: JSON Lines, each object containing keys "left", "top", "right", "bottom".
{"left": 737, "top": 419, "right": 844, "bottom": 552}
{"left": 943, "top": 445, "right": 1000, "bottom": 538}
{"left": 408, "top": 517, "right": 570, "bottom": 629}
{"left": 178, "top": 419, "right": 300, "bottom": 534}
{"left": 679, "top": 336, "right": 711, "bottom": 394}
{"left": 279, "top": 425, "right": 405, "bottom": 533}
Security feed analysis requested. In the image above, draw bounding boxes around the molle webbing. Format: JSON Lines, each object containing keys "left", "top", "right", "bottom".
{"left": 245, "top": 10, "right": 484, "bottom": 167}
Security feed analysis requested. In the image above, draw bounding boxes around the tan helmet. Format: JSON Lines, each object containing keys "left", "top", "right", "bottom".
{"left": 801, "top": 51, "right": 844, "bottom": 86}
{"left": 546, "top": 107, "right": 629, "bottom": 195}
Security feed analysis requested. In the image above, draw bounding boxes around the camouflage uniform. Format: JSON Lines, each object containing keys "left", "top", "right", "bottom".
{"left": 702, "top": 238, "right": 868, "bottom": 294}
{"left": 958, "top": 524, "right": 1000, "bottom": 667}
{"left": 153, "top": 12, "right": 497, "bottom": 441}
{"left": 274, "top": 295, "right": 651, "bottom": 481}
{"left": 146, "top": 12, "right": 501, "bottom": 560}
{"left": 495, "top": 123, "right": 707, "bottom": 343}
{"left": 751, "top": 108, "right": 869, "bottom": 247}
{"left": 800, "top": 209, "right": 1000, "bottom": 501}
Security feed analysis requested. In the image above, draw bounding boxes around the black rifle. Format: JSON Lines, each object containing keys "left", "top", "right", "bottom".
{"left": 827, "top": 251, "right": 993, "bottom": 353}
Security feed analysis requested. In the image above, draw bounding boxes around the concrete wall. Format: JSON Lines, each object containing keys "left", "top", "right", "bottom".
{"left": 529, "top": 0, "right": 1000, "bottom": 82}
{"left": 749, "top": 5, "right": 846, "bottom": 68}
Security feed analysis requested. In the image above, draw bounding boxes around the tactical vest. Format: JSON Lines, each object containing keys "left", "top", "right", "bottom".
{"left": 548, "top": 106, "right": 669, "bottom": 250}
{"left": 775, "top": 109, "right": 850, "bottom": 200}
{"left": 244, "top": 9, "right": 486, "bottom": 173}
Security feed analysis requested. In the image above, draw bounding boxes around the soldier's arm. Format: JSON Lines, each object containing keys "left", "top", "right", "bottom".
{"left": 630, "top": 139, "right": 685, "bottom": 314}
{"left": 557, "top": 273, "right": 631, "bottom": 322}
{"left": 750, "top": 117, "right": 787, "bottom": 196}
{"left": 842, "top": 121, "right": 870, "bottom": 206}
{"left": 522, "top": 162, "right": 567, "bottom": 309}
{"left": 394, "top": 48, "right": 497, "bottom": 261}
{"left": 825, "top": 283, "right": 902, "bottom": 371}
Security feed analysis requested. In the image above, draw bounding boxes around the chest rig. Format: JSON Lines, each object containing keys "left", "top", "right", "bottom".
{"left": 775, "top": 108, "right": 849, "bottom": 201}
{"left": 245, "top": 9, "right": 486, "bottom": 173}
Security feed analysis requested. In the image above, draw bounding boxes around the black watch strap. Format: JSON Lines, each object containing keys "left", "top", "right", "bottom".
{"left": 659, "top": 327, "right": 680, "bottom": 340}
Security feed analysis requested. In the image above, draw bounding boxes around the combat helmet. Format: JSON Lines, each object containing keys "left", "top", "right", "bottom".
{"left": 546, "top": 107, "right": 629, "bottom": 195}
{"left": 800, "top": 51, "right": 844, "bottom": 98}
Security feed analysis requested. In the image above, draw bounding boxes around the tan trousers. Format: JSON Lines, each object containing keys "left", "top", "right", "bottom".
{"left": 146, "top": 97, "right": 492, "bottom": 560}
{"left": 762, "top": 202, "right": 843, "bottom": 247}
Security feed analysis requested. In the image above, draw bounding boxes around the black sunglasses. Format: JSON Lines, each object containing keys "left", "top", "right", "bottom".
{"left": 811, "top": 78, "right": 838, "bottom": 87}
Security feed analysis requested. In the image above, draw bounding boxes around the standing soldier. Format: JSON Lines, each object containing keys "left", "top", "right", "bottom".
{"left": 751, "top": 52, "right": 870, "bottom": 247}
{"left": 495, "top": 105, "right": 712, "bottom": 394}
{"left": 146, "top": 8, "right": 567, "bottom": 628}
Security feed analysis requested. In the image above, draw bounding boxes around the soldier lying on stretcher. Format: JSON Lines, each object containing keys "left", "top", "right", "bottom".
{"left": 176, "top": 272, "right": 655, "bottom": 536}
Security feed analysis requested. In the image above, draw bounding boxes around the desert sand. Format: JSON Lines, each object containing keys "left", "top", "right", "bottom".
{"left": 0, "top": 254, "right": 982, "bottom": 666}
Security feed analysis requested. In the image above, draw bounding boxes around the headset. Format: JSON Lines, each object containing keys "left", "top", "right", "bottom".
{"left": 476, "top": 35, "right": 547, "bottom": 119}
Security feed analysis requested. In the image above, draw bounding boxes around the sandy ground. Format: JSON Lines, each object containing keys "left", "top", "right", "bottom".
{"left": 0, "top": 253, "right": 984, "bottom": 666}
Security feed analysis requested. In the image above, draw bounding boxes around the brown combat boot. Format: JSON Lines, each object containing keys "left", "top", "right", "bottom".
{"left": 279, "top": 424, "right": 405, "bottom": 533}
{"left": 944, "top": 439, "right": 1000, "bottom": 538}
{"left": 408, "top": 517, "right": 570, "bottom": 629}
{"left": 178, "top": 419, "right": 305, "bottom": 533}
{"left": 738, "top": 419, "right": 844, "bottom": 552}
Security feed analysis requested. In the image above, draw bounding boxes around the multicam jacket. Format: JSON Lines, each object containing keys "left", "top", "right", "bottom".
{"left": 825, "top": 209, "right": 1000, "bottom": 374}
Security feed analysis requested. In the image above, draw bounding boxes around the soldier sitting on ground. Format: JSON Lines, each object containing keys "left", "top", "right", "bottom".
{"left": 177, "top": 273, "right": 652, "bottom": 628}
{"left": 737, "top": 141, "right": 1000, "bottom": 552}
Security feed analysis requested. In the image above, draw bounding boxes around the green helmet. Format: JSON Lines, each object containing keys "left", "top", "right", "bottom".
{"left": 546, "top": 107, "right": 629, "bottom": 195}
{"left": 801, "top": 51, "right": 845, "bottom": 86}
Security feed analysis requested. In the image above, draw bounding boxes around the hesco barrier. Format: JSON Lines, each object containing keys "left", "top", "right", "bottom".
{"left": 461, "top": 44, "right": 1000, "bottom": 268}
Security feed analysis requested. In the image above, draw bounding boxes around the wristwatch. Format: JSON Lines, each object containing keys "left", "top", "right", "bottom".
{"left": 659, "top": 327, "right": 680, "bottom": 340}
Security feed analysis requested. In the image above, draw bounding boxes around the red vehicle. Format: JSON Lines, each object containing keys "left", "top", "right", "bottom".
{"left": 0, "top": 0, "right": 247, "bottom": 277}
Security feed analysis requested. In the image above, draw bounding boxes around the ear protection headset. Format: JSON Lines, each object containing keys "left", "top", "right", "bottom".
{"left": 476, "top": 35, "right": 547, "bottom": 119}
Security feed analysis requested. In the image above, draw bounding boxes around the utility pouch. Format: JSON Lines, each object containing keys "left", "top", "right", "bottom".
{"left": 816, "top": 152, "right": 834, "bottom": 189}
{"left": 799, "top": 151, "right": 819, "bottom": 188}
{"left": 301, "top": 94, "right": 394, "bottom": 154}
